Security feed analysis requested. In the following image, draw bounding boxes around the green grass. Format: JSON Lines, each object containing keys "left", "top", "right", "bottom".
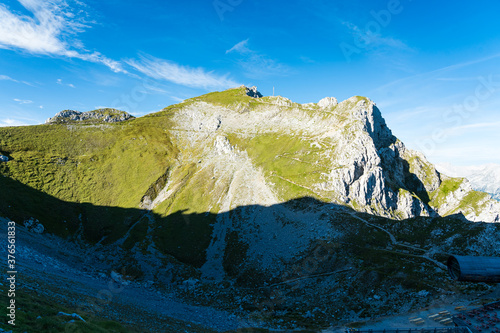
{"left": 0, "top": 113, "right": 184, "bottom": 250}
{"left": 226, "top": 133, "right": 333, "bottom": 201}
{"left": 454, "top": 190, "right": 490, "bottom": 215}
{"left": 429, "top": 177, "right": 464, "bottom": 208}
{"left": 428, "top": 176, "right": 492, "bottom": 217}
{"left": 188, "top": 86, "right": 257, "bottom": 107}
{"left": 0, "top": 114, "right": 178, "bottom": 203}
{"left": 406, "top": 154, "right": 438, "bottom": 190}
{"left": 0, "top": 116, "right": 177, "bottom": 208}
{"left": 0, "top": 284, "right": 138, "bottom": 333}
{"left": 0, "top": 276, "right": 220, "bottom": 333}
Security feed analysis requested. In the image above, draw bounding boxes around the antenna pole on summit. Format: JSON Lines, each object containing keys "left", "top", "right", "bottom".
{"left": 273, "top": 86, "right": 275, "bottom": 96}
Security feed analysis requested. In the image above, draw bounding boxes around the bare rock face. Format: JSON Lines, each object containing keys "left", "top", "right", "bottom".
{"left": 46, "top": 108, "right": 134, "bottom": 124}
{"left": 318, "top": 97, "right": 338, "bottom": 109}
{"left": 214, "top": 136, "right": 234, "bottom": 156}
{"left": 245, "top": 86, "right": 262, "bottom": 98}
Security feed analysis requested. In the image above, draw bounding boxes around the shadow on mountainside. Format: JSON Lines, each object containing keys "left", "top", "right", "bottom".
{"left": 0, "top": 176, "right": 485, "bottom": 280}
{"left": 3, "top": 176, "right": 500, "bottom": 331}
{"left": 1, "top": 176, "right": 350, "bottom": 268}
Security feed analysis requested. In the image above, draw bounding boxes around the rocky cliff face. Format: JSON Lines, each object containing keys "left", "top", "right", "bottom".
{"left": 154, "top": 87, "right": 499, "bottom": 225}
{"left": 46, "top": 108, "right": 134, "bottom": 124}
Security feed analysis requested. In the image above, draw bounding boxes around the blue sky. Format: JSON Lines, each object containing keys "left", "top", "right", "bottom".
{"left": 1, "top": 0, "right": 500, "bottom": 166}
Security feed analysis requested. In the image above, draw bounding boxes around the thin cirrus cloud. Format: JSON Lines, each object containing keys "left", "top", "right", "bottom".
{"left": 13, "top": 98, "right": 33, "bottom": 104}
{"left": 57, "top": 78, "right": 76, "bottom": 88}
{"left": 341, "top": 21, "right": 409, "bottom": 51}
{"left": 226, "top": 39, "right": 251, "bottom": 54}
{"left": 0, "top": 74, "right": 18, "bottom": 82}
{"left": 0, "top": 74, "right": 34, "bottom": 86}
{"left": 127, "top": 56, "right": 240, "bottom": 90}
{"left": 226, "top": 39, "right": 290, "bottom": 79}
{"left": 447, "top": 121, "right": 500, "bottom": 133}
{"left": 0, "top": 0, "right": 125, "bottom": 73}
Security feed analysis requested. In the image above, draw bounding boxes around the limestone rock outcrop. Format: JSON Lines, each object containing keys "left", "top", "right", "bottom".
{"left": 46, "top": 108, "right": 134, "bottom": 124}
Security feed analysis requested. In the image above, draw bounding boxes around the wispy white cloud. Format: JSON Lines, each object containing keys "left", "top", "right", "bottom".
{"left": 127, "top": 55, "right": 239, "bottom": 89}
{"left": 0, "top": 74, "right": 18, "bottom": 82}
{"left": 13, "top": 98, "right": 33, "bottom": 104}
{"left": 342, "top": 21, "right": 410, "bottom": 51}
{"left": 374, "top": 53, "right": 500, "bottom": 93}
{"left": 226, "top": 39, "right": 290, "bottom": 79}
{"left": 435, "top": 77, "right": 479, "bottom": 82}
{"left": 170, "top": 96, "right": 185, "bottom": 103}
{"left": 447, "top": 121, "right": 500, "bottom": 132}
{"left": 226, "top": 39, "right": 251, "bottom": 54}
{"left": 57, "top": 78, "right": 76, "bottom": 88}
{"left": 0, "top": 0, "right": 126, "bottom": 73}
{"left": 0, "top": 74, "right": 34, "bottom": 86}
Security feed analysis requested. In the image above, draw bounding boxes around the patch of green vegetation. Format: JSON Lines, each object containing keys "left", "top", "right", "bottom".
{"left": 187, "top": 86, "right": 258, "bottom": 107}
{"left": 0, "top": 114, "right": 178, "bottom": 207}
{"left": 160, "top": 163, "right": 221, "bottom": 215}
{"left": 226, "top": 133, "right": 333, "bottom": 201}
{"left": 454, "top": 190, "right": 490, "bottom": 215}
{"left": 0, "top": 284, "right": 138, "bottom": 333}
{"left": 91, "top": 108, "right": 131, "bottom": 116}
{"left": 353, "top": 96, "right": 370, "bottom": 104}
{"left": 429, "top": 176, "right": 493, "bottom": 218}
{"left": 0, "top": 112, "right": 185, "bottom": 248}
{"left": 429, "top": 177, "right": 464, "bottom": 209}
{"left": 153, "top": 210, "right": 215, "bottom": 268}
{"left": 405, "top": 154, "right": 438, "bottom": 192}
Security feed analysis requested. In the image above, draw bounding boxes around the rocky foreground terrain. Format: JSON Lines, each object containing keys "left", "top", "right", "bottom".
{"left": 1, "top": 86, "right": 499, "bottom": 332}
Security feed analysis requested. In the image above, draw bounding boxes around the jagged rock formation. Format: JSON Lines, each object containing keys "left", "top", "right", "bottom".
{"left": 317, "top": 96, "right": 338, "bottom": 109}
{"left": 245, "top": 85, "right": 263, "bottom": 98}
{"left": 45, "top": 108, "right": 134, "bottom": 124}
